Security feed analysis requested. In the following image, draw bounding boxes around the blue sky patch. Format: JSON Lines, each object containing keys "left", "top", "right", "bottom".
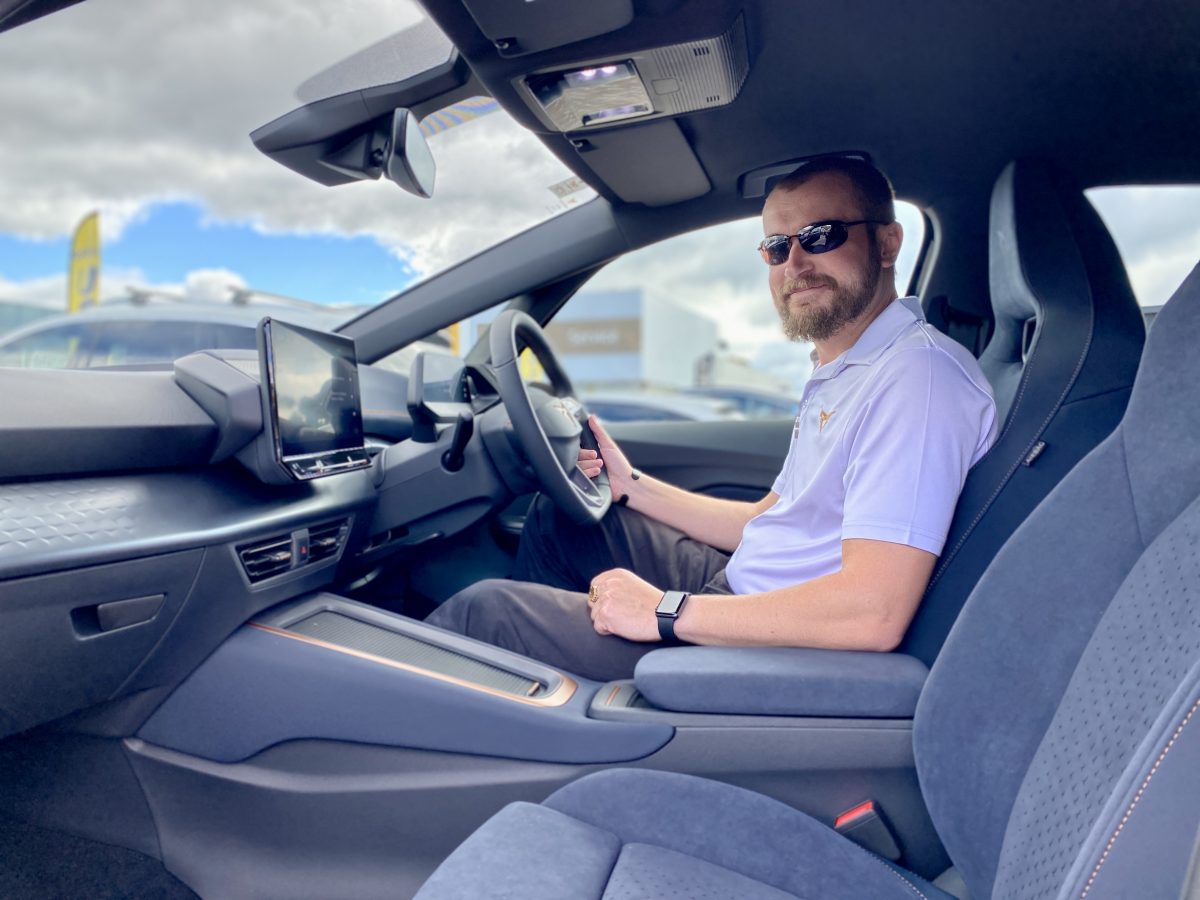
{"left": 0, "top": 201, "right": 416, "bottom": 306}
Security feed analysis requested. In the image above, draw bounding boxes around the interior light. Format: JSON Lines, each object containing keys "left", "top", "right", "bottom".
{"left": 529, "top": 60, "right": 655, "bottom": 130}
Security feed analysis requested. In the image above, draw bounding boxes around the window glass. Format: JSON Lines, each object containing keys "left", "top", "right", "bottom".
{"left": 0, "top": 1, "right": 594, "bottom": 369}
{"left": 89, "top": 321, "right": 213, "bottom": 367}
{"left": 0, "top": 322, "right": 91, "bottom": 368}
{"left": 1086, "top": 186, "right": 1200, "bottom": 326}
{"left": 512, "top": 201, "right": 925, "bottom": 421}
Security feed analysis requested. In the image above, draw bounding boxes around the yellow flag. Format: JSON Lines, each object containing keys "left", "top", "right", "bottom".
{"left": 68, "top": 212, "right": 100, "bottom": 313}
{"left": 519, "top": 348, "right": 545, "bottom": 383}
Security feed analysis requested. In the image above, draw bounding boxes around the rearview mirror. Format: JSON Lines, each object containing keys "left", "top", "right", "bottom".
{"left": 385, "top": 108, "right": 436, "bottom": 199}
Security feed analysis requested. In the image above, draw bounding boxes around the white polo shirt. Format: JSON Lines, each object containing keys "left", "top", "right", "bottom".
{"left": 724, "top": 297, "right": 997, "bottom": 595}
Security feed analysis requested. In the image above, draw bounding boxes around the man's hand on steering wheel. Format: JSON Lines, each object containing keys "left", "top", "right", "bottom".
{"left": 578, "top": 415, "right": 639, "bottom": 503}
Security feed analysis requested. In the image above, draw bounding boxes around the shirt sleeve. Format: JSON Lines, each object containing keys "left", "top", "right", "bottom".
{"left": 840, "top": 347, "right": 996, "bottom": 555}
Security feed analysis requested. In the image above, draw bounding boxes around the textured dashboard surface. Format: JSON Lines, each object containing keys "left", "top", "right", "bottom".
{"left": 0, "top": 482, "right": 142, "bottom": 558}
{"left": 0, "top": 468, "right": 377, "bottom": 580}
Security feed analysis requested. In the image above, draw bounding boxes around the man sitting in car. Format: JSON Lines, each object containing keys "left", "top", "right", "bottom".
{"left": 426, "top": 157, "right": 998, "bottom": 681}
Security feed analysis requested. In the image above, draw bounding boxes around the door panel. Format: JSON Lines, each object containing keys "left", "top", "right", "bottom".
{"left": 609, "top": 419, "right": 792, "bottom": 498}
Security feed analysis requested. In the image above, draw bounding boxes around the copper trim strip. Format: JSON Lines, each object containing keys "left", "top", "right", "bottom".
{"left": 249, "top": 623, "right": 577, "bottom": 708}
{"left": 606, "top": 685, "right": 621, "bottom": 706}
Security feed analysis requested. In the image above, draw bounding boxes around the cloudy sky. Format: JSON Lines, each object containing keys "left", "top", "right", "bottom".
{"left": 0, "top": 0, "right": 1196, "bottom": 384}
{"left": 0, "top": 0, "right": 586, "bottom": 310}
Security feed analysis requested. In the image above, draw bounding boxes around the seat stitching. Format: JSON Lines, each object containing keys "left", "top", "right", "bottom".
{"left": 927, "top": 310, "right": 1094, "bottom": 593}
{"left": 1078, "top": 695, "right": 1200, "bottom": 899}
{"left": 1119, "top": 427, "right": 1148, "bottom": 551}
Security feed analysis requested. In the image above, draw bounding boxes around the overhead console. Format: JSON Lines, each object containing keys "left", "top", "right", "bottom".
{"left": 515, "top": 15, "right": 748, "bottom": 134}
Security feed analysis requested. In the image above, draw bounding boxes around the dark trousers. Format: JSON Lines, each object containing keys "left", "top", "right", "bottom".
{"left": 424, "top": 495, "right": 731, "bottom": 681}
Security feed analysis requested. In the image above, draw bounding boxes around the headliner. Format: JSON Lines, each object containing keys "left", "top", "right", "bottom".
{"left": 422, "top": 0, "right": 1200, "bottom": 213}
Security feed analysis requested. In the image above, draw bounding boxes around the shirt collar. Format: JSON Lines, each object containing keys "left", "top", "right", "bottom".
{"left": 809, "top": 296, "right": 924, "bottom": 380}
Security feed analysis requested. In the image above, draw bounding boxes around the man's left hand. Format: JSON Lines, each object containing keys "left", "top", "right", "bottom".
{"left": 588, "top": 568, "right": 662, "bottom": 642}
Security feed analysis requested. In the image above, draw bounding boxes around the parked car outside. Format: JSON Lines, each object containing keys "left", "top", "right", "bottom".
{"left": 0, "top": 301, "right": 361, "bottom": 369}
{"left": 683, "top": 385, "right": 800, "bottom": 419}
{"left": 583, "top": 390, "right": 743, "bottom": 423}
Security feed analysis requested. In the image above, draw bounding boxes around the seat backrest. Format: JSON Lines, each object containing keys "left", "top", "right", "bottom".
{"left": 901, "top": 159, "right": 1145, "bottom": 665}
{"left": 915, "top": 262, "right": 1200, "bottom": 900}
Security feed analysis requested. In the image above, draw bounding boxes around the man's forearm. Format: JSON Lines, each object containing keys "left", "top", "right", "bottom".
{"left": 624, "top": 473, "right": 766, "bottom": 553}
{"left": 672, "top": 541, "right": 937, "bottom": 651}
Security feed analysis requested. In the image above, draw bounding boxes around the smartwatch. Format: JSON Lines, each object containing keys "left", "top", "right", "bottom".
{"left": 655, "top": 590, "right": 690, "bottom": 642}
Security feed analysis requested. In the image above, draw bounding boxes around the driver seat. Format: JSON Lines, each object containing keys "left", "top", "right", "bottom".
{"left": 414, "top": 261, "right": 1200, "bottom": 899}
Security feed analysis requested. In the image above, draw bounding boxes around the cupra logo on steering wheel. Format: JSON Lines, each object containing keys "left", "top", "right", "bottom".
{"left": 550, "top": 398, "right": 582, "bottom": 423}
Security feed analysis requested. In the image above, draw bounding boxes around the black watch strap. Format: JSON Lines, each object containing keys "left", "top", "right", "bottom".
{"left": 656, "top": 590, "right": 690, "bottom": 642}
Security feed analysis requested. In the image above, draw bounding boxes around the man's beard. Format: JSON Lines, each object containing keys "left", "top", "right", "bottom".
{"left": 775, "top": 251, "right": 882, "bottom": 343}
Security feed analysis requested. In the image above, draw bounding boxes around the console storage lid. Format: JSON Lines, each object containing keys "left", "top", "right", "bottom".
{"left": 633, "top": 647, "right": 928, "bottom": 718}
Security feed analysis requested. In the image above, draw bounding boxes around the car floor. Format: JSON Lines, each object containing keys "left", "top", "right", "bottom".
{"left": 0, "top": 814, "right": 197, "bottom": 900}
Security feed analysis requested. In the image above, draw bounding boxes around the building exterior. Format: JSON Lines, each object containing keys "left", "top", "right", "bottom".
{"left": 465, "top": 288, "right": 721, "bottom": 391}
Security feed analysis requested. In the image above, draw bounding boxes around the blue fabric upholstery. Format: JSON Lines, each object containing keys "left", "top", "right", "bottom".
{"left": 634, "top": 647, "right": 927, "bottom": 717}
{"left": 416, "top": 802, "right": 621, "bottom": 900}
{"left": 916, "top": 262, "right": 1200, "bottom": 899}
{"left": 902, "top": 159, "right": 1144, "bottom": 665}
{"left": 1060, "top": 666, "right": 1200, "bottom": 900}
{"left": 603, "top": 844, "right": 799, "bottom": 900}
{"left": 417, "top": 769, "right": 954, "bottom": 900}
{"left": 991, "top": 501, "right": 1200, "bottom": 897}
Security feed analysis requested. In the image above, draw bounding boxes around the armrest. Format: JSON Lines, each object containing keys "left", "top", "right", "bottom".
{"left": 633, "top": 646, "right": 928, "bottom": 717}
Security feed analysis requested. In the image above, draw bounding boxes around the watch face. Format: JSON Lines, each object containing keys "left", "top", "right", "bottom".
{"left": 657, "top": 590, "right": 688, "bottom": 617}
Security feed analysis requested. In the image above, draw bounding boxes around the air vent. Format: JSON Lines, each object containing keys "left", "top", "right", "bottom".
{"left": 309, "top": 520, "right": 349, "bottom": 564}
{"left": 238, "top": 535, "right": 294, "bottom": 583}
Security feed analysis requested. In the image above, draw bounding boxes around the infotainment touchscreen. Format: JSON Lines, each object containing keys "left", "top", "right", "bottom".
{"left": 258, "top": 318, "right": 371, "bottom": 481}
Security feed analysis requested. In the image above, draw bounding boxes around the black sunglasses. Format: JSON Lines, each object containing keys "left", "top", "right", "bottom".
{"left": 757, "top": 220, "right": 885, "bottom": 265}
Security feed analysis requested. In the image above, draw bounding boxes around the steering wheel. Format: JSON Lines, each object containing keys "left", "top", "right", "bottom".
{"left": 489, "top": 309, "right": 612, "bottom": 525}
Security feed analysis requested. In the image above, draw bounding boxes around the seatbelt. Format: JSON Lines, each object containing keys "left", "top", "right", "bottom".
{"left": 926, "top": 294, "right": 992, "bottom": 357}
{"left": 833, "top": 800, "right": 901, "bottom": 861}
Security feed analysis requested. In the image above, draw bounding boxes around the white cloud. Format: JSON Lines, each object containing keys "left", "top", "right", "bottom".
{"left": 1086, "top": 186, "right": 1200, "bottom": 307}
{"left": 0, "top": 272, "right": 70, "bottom": 309}
{"left": 0, "top": 0, "right": 586, "bottom": 281}
{"left": 183, "top": 268, "right": 248, "bottom": 304}
{"left": 0, "top": 265, "right": 256, "bottom": 316}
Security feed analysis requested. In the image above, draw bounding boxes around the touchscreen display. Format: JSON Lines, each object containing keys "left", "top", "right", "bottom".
{"left": 261, "top": 318, "right": 368, "bottom": 477}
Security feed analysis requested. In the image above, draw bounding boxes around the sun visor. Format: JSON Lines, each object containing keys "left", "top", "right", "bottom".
{"left": 462, "top": 0, "right": 633, "bottom": 57}
{"left": 571, "top": 120, "right": 710, "bottom": 206}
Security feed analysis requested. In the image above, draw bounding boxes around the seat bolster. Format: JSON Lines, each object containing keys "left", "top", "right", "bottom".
{"left": 415, "top": 802, "right": 621, "bottom": 900}
{"left": 546, "top": 769, "right": 951, "bottom": 900}
{"left": 605, "top": 843, "right": 800, "bottom": 899}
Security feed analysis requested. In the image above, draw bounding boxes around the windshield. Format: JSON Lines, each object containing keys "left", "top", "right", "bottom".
{"left": 0, "top": 0, "right": 593, "bottom": 368}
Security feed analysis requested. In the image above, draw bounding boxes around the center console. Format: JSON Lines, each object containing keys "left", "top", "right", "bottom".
{"left": 136, "top": 593, "right": 672, "bottom": 766}
{"left": 128, "top": 594, "right": 946, "bottom": 899}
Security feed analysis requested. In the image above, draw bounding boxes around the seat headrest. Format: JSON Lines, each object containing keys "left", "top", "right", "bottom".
{"left": 989, "top": 159, "right": 1100, "bottom": 323}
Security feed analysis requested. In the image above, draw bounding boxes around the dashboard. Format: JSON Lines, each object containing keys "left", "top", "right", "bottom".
{"left": 0, "top": 326, "right": 520, "bottom": 743}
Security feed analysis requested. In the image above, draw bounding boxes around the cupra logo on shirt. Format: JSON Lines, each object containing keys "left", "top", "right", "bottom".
{"left": 819, "top": 409, "right": 836, "bottom": 432}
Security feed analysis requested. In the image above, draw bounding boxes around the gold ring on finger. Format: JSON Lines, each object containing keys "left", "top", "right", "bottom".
{"left": 588, "top": 584, "right": 598, "bottom": 603}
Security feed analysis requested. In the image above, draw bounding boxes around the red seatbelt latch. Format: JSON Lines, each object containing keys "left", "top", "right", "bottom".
{"left": 833, "top": 800, "right": 902, "bottom": 861}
